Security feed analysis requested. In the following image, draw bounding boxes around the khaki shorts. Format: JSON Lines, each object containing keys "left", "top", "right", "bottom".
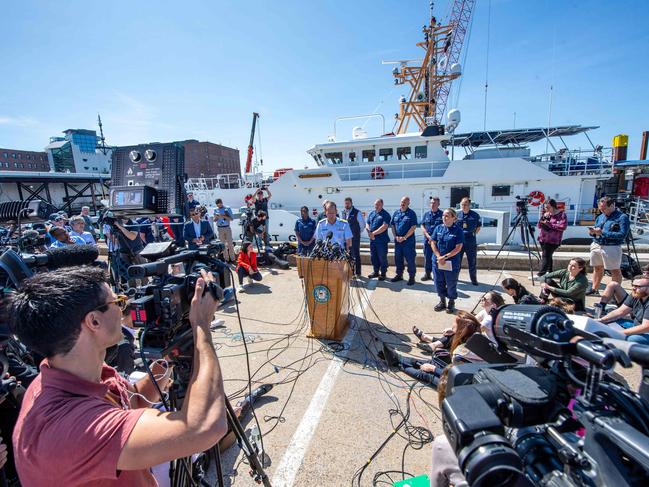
{"left": 589, "top": 242, "right": 623, "bottom": 270}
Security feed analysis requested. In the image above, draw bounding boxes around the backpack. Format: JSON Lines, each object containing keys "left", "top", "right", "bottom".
{"left": 621, "top": 253, "right": 642, "bottom": 280}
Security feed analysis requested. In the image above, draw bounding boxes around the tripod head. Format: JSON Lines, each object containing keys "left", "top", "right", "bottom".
{"left": 515, "top": 195, "right": 530, "bottom": 215}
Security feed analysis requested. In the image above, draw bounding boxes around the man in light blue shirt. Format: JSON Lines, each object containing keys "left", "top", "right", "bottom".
{"left": 212, "top": 198, "right": 236, "bottom": 263}
{"left": 315, "top": 201, "right": 352, "bottom": 249}
{"left": 49, "top": 227, "right": 85, "bottom": 248}
{"left": 69, "top": 215, "right": 97, "bottom": 245}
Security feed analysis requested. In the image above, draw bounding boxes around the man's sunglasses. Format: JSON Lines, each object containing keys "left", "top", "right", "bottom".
{"left": 92, "top": 295, "right": 129, "bottom": 313}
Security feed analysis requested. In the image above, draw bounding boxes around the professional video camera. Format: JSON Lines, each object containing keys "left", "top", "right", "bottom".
{"left": 126, "top": 243, "right": 230, "bottom": 373}
{"left": 442, "top": 304, "right": 649, "bottom": 487}
{"left": 515, "top": 195, "right": 531, "bottom": 215}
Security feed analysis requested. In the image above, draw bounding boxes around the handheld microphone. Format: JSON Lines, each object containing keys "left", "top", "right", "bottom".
{"left": 22, "top": 245, "right": 100, "bottom": 269}
{"left": 325, "top": 231, "right": 333, "bottom": 242}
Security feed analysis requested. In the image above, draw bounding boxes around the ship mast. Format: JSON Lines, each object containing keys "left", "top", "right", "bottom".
{"left": 391, "top": 0, "right": 475, "bottom": 134}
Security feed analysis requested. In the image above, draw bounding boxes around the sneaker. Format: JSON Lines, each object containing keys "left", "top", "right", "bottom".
{"left": 390, "top": 275, "right": 404, "bottom": 283}
{"left": 407, "top": 276, "right": 415, "bottom": 286}
{"left": 368, "top": 272, "right": 380, "bottom": 279}
{"left": 446, "top": 300, "right": 456, "bottom": 314}
{"left": 378, "top": 273, "right": 386, "bottom": 281}
{"left": 247, "top": 277, "right": 254, "bottom": 285}
{"left": 416, "top": 342, "right": 433, "bottom": 354}
{"left": 237, "top": 285, "right": 246, "bottom": 293}
{"left": 381, "top": 343, "right": 401, "bottom": 367}
{"left": 421, "top": 273, "right": 432, "bottom": 281}
{"left": 434, "top": 301, "right": 447, "bottom": 312}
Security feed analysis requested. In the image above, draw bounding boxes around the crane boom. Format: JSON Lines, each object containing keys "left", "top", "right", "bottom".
{"left": 245, "top": 112, "right": 259, "bottom": 174}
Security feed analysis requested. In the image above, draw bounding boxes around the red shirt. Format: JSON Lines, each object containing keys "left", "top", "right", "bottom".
{"left": 13, "top": 360, "right": 157, "bottom": 487}
{"left": 236, "top": 250, "right": 258, "bottom": 273}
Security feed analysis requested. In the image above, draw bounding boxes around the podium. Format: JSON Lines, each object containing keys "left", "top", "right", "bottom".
{"left": 296, "top": 256, "right": 352, "bottom": 341}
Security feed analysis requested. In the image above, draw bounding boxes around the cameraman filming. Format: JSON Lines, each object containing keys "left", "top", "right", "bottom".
{"left": 8, "top": 267, "right": 227, "bottom": 486}
{"left": 245, "top": 210, "right": 268, "bottom": 246}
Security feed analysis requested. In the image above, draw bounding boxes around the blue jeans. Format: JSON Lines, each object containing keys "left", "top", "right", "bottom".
{"left": 394, "top": 238, "right": 416, "bottom": 277}
{"left": 617, "top": 319, "right": 649, "bottom": 345}
{"left": 433, "top": 266, "right": 459, "bottom": 300}
{"left": 370, "top": 239, "right": 389, "bottom": 274}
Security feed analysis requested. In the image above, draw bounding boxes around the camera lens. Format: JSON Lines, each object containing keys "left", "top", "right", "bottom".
{"left": 458, "top": 433, "right": 523, "bottom": 487}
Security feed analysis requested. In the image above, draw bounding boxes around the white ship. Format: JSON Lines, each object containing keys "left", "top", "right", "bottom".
{"left": 186, "top": 4, "right": 615, "bottom": 245}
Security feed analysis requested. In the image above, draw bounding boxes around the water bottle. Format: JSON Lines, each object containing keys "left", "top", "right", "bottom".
{"left": 249, "top": 424, "right": 262, "bottom": 454}
{"left": 593, "top": 303, "right": 603, "bottom": 320}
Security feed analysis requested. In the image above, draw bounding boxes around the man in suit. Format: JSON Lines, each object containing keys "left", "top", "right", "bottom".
{"left": 183, "top": 209, "right": 214, "bottom": 250}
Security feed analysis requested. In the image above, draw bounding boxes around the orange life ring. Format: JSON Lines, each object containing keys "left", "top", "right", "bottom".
{"left": 528, "top": 191, "right": 545, "bottom": 207}
{"left": 244, "top": 194, "right": 254, "bottom": 206}
{"left": 371, "top": 166, "right": 385, "bottom": 180}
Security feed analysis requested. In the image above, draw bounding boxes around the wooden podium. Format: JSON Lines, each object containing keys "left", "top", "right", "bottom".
{"left": 296, "top": 256, "right": 352, "bottom": 341}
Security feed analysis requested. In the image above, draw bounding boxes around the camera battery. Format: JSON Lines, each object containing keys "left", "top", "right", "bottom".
{"left": 131, "top": 295, "right": 156, "bottom": 327}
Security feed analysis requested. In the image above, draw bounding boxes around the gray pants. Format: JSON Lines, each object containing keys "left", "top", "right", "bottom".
{"left": 217, "top": 226, "right": 236, "bottom": 262}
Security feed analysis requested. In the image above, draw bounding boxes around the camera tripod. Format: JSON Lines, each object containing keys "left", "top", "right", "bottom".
{"left": 165, "top": 377, "right": 271, "bottom": 487}
{"left": 490, "top": 206, "right": 541, "bottom": 283}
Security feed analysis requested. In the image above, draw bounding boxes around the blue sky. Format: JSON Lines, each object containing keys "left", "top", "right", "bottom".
{"left": 1, "top": 0, "right": 648, "bottom": 171}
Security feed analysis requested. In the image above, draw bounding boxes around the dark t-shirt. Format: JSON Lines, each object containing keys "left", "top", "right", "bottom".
{"left": 254, "top": 197, "right": 269, "bottom": 215}
{"left": 623, "top": 294, "right": 649, "bottom": 327}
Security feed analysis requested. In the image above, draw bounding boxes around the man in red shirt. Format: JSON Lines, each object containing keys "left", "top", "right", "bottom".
{"left": 9, "top": 266, "right": 227, "bottom": 486}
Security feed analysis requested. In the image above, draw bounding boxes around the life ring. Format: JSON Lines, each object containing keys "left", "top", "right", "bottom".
{"left": 371, "top": 166, "right": 385, "bottom": 180}
{"left": 244, "top": 194, "right": 254, "bottom": 206}
{"left": 528, "top": 191, "right": 545, "bottom": 207}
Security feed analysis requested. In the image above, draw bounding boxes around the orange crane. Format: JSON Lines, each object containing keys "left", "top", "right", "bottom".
{"left": 244, "top": 112, "right": 260, "bottom": 174}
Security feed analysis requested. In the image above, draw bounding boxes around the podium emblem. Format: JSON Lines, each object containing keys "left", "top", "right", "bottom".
{"left": 313, "top": 285, "right": 331, "bottom": 304}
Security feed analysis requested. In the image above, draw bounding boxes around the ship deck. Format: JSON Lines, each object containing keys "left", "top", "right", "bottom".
{"left": 204, "top": 263, "right": 643, "bottom": 486}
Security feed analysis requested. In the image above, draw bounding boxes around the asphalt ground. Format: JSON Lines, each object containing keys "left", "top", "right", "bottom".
{"left": 202, "top": 263, "right": 643, "bottom": 486}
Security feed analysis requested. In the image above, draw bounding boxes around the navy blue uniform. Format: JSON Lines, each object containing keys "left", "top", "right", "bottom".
{"left": 421, "top": 209, "right": 443, "bottom": 275}
{"left": 367, "top": 209, "right": 391, "bottom": 275}
{"left": 392, "top": 208, "right": 418, "bottom": 277}
{"left": 431, "top": 223, "right": 465, "bottom": 300}
{"left": 294, "top": 217, "right": 317, "bottom": 255}
{"left": 457, "top": 209, "right": 481, "bottom": 283}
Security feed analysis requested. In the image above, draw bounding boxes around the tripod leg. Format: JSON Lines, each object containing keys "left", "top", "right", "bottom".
{"left": 490, "top": 214, "right": 523, "bottom": 269}
{"left": 213, "top": 444, "right": 225, "bottom": 487}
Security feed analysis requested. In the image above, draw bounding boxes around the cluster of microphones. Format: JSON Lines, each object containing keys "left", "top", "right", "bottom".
{"left": 308, "top": 231, "right": 354, "bottom": 267}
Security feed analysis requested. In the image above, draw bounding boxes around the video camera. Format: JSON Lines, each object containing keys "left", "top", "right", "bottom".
{"left": 126, "top": 243, "right": 230, "bottom": 371}
{"left": 442, "top": 305, "right": 649, "bottom": 486}
{"left": 515, "top": 195, "right": 531, "bottom": 215}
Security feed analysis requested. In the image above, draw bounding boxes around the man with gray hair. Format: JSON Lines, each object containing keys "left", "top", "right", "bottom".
{"left": 69, "top": 215, "right": 96, "bottom": 245}
{"left": 80, "top": 206, "right": 96, "bottom": 238}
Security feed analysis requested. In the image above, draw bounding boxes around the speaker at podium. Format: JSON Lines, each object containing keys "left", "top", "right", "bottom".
{"left": 296, "top": 256, "right": 352, "bottom": 341}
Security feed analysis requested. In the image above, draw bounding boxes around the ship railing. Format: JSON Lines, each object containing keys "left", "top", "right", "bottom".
{"left": 186, "top": 172, "right": 284, "bottom": 191}
{"left": 528, "top": 148, "right": 613, "bottom": 176}
{"left": 334, "top": 159, "right": 450, "bottom": 181}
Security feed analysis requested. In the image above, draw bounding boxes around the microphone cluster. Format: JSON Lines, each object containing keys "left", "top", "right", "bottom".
{"left": 308, "top": 231, "right": 354, "bottom": 267}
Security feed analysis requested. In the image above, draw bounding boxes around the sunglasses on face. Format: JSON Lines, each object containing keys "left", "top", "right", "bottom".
{"left": 92, "top": 294, "right": 129, "bottom": 313}
{"left": 632, "top": 284, "right": 649, "bottom": 290}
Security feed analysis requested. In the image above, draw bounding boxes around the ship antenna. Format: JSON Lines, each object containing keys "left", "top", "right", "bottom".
{"left": 97, "top": 113, "right": 108, "bottom": 155}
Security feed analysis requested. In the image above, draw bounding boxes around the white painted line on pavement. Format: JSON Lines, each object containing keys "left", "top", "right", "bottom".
{"left": 272, "top": 279, "right": 377, "bottom": 487}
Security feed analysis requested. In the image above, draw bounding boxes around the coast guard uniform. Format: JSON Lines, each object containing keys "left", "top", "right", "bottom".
{"left": 366, "top": 208, "right": 391, "bottom": 277}
{"left": 421, "top": 208, "right": 443, "bottom": 278}
{"left": 343, "top": 206, "right": 365, "bottom": 275}
{"left": 457, "top": 209, "right": 481, "bottom": 284}
{"left": 294, "top": 216, "right": 317, "bottom": 255}
{"left": 391, "top": 207, "right": 418, "bottom": 281}
{"left": 315, "top": 217, "right": 352, "bottom": 248}
{"left": 431, "top": 223, "right": 465, "bottom": 302}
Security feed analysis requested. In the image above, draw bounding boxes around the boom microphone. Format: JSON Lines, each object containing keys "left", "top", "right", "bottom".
{"left": 22, "top": 245, "right": 100, "bottom": 269}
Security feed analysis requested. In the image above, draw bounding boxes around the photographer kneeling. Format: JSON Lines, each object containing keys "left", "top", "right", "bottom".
{"left": 8, "top": 267, "right": 227, "bottom": 486}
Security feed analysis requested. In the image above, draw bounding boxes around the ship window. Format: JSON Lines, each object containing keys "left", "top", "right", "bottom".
{"left": 362, "top": 149, "right": 375, "bottom": 163}
{"left": 492, "top": 185, "right": 511, "bottom": 197}
{"left": 379, "top": 148, "right": 393, "bottom": 161}
{"left": 324, "top": 152, "right": 343, "bottom": 164}
{"left": 312, "top": 155, "right": 319, "bottom": 164}
{"left": 415, "top": 146, "right": 427, "bottom": 159}
{"left": 397, "top": 147, "right": 412, "bottom": 160}
{"left": 348, "top": 152, "right": 356, "bottom": 162}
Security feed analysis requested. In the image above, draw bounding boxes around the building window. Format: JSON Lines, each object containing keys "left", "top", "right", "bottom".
{"left": 379, "top": 148, "right": 393, "bottom": 161}
{"left": 2, "top": 152, "right": 7, "bottom": 158}
{"left": 348, "top": 152, "right": 356, "bottom": 162}
{"left": 362, "top": 149, "right": 375, "bottom": 163}
{"left": 12, "top": 153, "right": 16, "bottom": 158}
{"left": 26, "top": 155, "right": 31, "bottom": 160}
{"left": 415, "top": 146, "right": 427, "bottom": 159}
{"left": 491, "top": 185, "right": 511, "bottom": 197}
{"left": 397, "top": 147, "right": 412, "bottom": 160}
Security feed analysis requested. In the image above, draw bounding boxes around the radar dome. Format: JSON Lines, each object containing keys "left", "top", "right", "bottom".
{"left": 352, "top": 126, "right": 368, "bottom": 140}
{"left": 450, "top": 63, "right": 462, "bottom": 76}
{"left": 447, "top": 109, "right": 461, "bottom": 132}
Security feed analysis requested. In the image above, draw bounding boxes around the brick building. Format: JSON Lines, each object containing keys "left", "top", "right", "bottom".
{"left": 0, "top": 148, "right": 50, "bottom": 172}
{"left": 181, "top": 140, "right": 240, "bottom": 178}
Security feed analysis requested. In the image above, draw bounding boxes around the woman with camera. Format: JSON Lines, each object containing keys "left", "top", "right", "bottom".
{"left": 236, "top": 241, "right": 263, "bottom": 293}
{"left": 537, "top": 198, "right": 568, "bottom": 276}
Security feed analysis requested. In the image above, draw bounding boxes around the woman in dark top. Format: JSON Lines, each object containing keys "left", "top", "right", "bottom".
{"left": 539, "top": 257, "right": 589, "bottom": 312}
{"left": 501, "top": 278, "right": 541, "bottom": 305}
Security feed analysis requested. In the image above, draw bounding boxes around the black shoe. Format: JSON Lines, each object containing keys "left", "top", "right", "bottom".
{"left": 471, "top": 280, "right": 479, "bottom": 286}
{"left": 368, "top": 272, "right": 380, "bottom": 279}
{"left": 378, "top": 273, "right": 386, "bottom": 281}
{"left": 421, "top": 273, "right": 432, "bottom": 281}
{"left": 434, "top": 301, "right": 447, "bottom": 312}
{"left": 586, "top": 289, "right": 601, "bottom": 297}
{"left": 536, "top": 271, "right": 547, "bottom": 277}
{"left": 416, "top": 342, "right": 433, "bottom": 354}
{"left": 446, "top": 300, "right": 456, "bottom": 314}
{"left": 407, "top": 276, "right": 415, "bottom": 286}
{"left": 381, "top": 344, "right": 400, "bottom": 367}
{"left": 390, "top": 275, "right": 404, "bottom": 283}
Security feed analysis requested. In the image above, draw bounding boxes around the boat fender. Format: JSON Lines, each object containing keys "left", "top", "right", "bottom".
{"left": 528, "top": 191, "right": 545, "bottom": 206}
{"left": 371, "top": 166, "right": 385, "bottom": 180}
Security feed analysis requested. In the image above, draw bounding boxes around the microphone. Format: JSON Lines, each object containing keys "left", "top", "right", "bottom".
{"left": 22, "top": 245, "right": 100, "bottom": 269}
{"left": 325, "top": 231, "right": 333, "bottom": 242}
{"left": 602, "top": 338, "right": 649, "bottom": 367}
